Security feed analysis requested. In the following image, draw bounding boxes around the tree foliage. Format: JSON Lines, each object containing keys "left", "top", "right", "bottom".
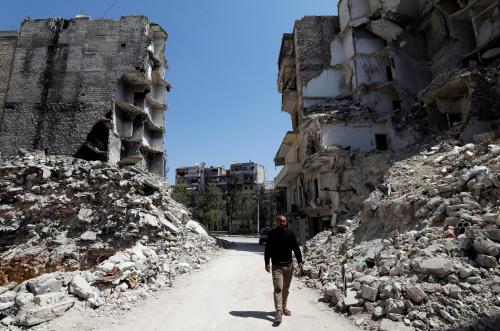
{"left": 171, "top": 185, "right": 227, "bottom": 230}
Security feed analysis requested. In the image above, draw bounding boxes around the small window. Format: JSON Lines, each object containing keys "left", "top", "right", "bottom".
{"left": 375, "top": 134, "right": 388, "bottom": 151}
{"left": 392, "top": 100, "right": 402, "bottom": 110}
{"left": 448, "top": 113, "right": 462, "bottom": 127}
{"left": 121, "top": 43, "right": 126, "bottom": 48}
{"left": 386, "top": 66, "right": 393, "bottom": 81}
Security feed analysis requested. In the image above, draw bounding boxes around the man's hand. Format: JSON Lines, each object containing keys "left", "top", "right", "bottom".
{"left": 265, "top": 264, "right": 271, "bottom": 273}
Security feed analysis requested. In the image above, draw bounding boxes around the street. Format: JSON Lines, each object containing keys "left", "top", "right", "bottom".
{"left": 44, "top": 236, "right": 358, "bottom": 331}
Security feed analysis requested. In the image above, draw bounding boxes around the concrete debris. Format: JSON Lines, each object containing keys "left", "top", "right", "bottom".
{"left": 0, "top": 152, "right": 226, "bottom": 327}
{"left": 300, "top": 137, "right": 500, "bottom": 330}
{"left": 367, "top": 19, "right": 403, "bottom": 42}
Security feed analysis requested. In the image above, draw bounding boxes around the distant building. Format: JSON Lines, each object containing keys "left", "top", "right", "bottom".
{"left": 175, "top": 163, "right": 205, "bottom": 191}
{"left": 228, "top": 162, "right": 266, "bottom": 191}
{"left": 0, "top": 16, "right": 169, "bottom": 177}
{"left": 174, "top": 161, "right": 269, "bottom": 233}
{"left": 205, "top": 166, "right": 228, "bottom": 192}
{"left": 175, "top": 161, "right": 266, "bottom": 192}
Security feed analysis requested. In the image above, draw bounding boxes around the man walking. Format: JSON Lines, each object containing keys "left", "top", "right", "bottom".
{"left": 265, "top": 215, "right": 303, "bottom": 324}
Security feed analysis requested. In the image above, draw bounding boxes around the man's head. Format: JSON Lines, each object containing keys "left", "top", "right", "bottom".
{"left": 276, "top": 215, "right": 287, "bottom": 229}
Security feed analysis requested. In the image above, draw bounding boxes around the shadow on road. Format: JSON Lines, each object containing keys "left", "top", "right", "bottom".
{"left": 229, "top": 310, "right": 275, "bottom": 323}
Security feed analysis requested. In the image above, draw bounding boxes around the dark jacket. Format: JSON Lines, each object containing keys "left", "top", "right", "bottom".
{"left": 264, "top": 227, "right": 303, "bottom": 265}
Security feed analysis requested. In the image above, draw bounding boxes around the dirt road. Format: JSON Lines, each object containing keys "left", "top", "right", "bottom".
{"left": 45, "top": 237, "right": 358, "bottom": 331}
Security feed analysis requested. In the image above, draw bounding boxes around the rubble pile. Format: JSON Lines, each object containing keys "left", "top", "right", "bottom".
{"left": 403, "top": 60, "right": 500, "bottom": 140}
{"left": 301, "top": 138, "right": 500, "bottom": 330}
{"left": 0, "top": 151, "right": 225, "bottom": 327}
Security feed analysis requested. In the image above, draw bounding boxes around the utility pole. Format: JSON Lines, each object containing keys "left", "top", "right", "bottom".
{"left": 256, "top": 191, "right": 260, "bottom": 236}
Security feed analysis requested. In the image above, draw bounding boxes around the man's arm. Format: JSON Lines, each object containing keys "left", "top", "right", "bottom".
{"left": 291, "top": 232, "right": 304, "bottom": 268}
{"left": 264, "top": 233, "right": 271, "bottom": 273}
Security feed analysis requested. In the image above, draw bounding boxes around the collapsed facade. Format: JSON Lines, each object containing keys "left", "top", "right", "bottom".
{"left": 275, "top": 1, "right": 500, "bottom": 243}
{"left": 0, "top": 15, "right": 169, "bottom": 177}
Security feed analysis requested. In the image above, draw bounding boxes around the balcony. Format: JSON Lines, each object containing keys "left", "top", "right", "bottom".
{"left": 275, "top": 162, "right": 301, "bottom": 187}
{"left": 282, "top": 89, "right": 298, "bottom": 114}
{"left": 120, "top": 70, "right": 151, "bottom": 87}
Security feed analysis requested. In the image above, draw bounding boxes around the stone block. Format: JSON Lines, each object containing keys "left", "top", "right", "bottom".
{"left": 27, "top": 275, "right": 62, "bottom": 295}
{"left": 476, "top": 254, "right": 498, "bottom": 268}
{"left": 15, "top": 292, "right": 34, "bottom": 307}
{"left": 33, "top": 292, "right": 68, "bottom": 306}
{"left": 406, "top": 286, "right": 427, "bottom": 304}
{"left": 361, "top": 284, "right": 378, "bottom": 302}
{"left": 373, "top": 306, "right": 385, "bottom": 318}
{"left": 69, "top": 274, "right": 97, "bottom": 300}
{"left": 473, "top": 237, "right": 500, "bottom": 256}
{"left": 411, "top": 258, "right": 454, "bottom": 277}
{"left": 14, "top": 300, "right": 74, "bottom": 326}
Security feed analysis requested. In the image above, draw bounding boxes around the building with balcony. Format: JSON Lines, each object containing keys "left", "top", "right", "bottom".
{"left": 228, "top": 162, "right": 266, "bottom": 191}
{"left": 175, "top": 163, "right": 206, "bottom": 191}
{"left": 175, "top": 161, "right": 266, "bottom": 193}
{"left": 0, "top": 15, "right": 169, "bottom": 177}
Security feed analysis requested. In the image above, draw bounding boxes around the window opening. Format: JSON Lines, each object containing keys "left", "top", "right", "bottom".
{"left": 375, "top": 134, "right": 388, "bottom": 151}
{"left": 386, "top": 66, "right": 393, "bottom": 81}
{"left": 392, "top": 100, "right": 402, "bottom": 110}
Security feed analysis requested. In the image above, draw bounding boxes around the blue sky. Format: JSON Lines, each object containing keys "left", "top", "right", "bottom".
{"left": 0, "top": 0, "right": 337, "bottom": 184}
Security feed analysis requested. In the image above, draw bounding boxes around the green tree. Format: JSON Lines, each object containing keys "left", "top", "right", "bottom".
{"left": 232, "top": 190, "right": 257, "bottom": 233}
{"left": 171, "top": 185, "right": 189, "bottom": 206}
{"left": 193, "top": 185, "right": 226, "bottom": 231}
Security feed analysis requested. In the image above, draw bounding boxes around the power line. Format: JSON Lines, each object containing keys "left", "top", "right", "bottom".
{"left": 101, "top": 0, "right": 119, "bottom": 19}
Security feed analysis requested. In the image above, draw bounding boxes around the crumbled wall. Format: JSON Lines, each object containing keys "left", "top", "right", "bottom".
{"left": 294, "top": 16, "right": 340, "bottom": 87}
{"left": 0, "top": 32, "right": 18, "bottom": 130}
{"left": 0, "top": 16, "right": 151, "bottom": 157}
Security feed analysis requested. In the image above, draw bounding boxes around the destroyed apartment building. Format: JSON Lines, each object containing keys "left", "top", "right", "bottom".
{"left": 274, "top": 0, "right": 500, "bottom": 243}
{"left": 175, "top": 162, "right": 278, "bottom": 234}
{"left": 175, "top": 161, "right": 266, "bottom": 192}
{"left": 0, "top": 15, "right": 170, "bottom": 176}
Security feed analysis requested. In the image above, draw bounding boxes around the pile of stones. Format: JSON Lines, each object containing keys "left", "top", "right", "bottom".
{"left": 300, "top": 138, "right": 500, "bottom": 330}
{"left": 0, "top": 151, "right": 225, "bottom": 327}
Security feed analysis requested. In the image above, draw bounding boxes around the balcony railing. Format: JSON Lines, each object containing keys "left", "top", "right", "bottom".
{"left": 275, "top": 162, "right": 301, "bottom": 187}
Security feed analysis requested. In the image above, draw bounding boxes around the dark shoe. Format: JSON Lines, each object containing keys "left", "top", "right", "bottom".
{"left": 283, "top": 308, "right": 291, "bottom": 316}
{"left": 275, "top": 312, "right": 283, "bottom": 323}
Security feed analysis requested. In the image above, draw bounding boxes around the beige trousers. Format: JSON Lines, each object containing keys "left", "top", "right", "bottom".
{"left": 272, "top": 263, "right": 293, "bottom": 313}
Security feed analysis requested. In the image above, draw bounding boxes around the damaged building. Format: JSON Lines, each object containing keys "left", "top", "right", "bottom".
{"left": 0, "top": 15, "right": 170, "bottom": 177}
{"left": 175, "top": 161, "right": 266, "bottom": 192}
{"left": 275, "top": 1, "right": 500, "bottom": 243}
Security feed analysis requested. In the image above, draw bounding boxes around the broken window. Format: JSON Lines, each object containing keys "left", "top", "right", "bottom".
{"left": 375, "top": 134, "right": 388, "bottom": 151}
{"left": 75, "top": 120, "right": 110, "bottom": 162}
{"left": 133, "top": 92, "right": 146, "bottom": 108}
{"left": 392, "top": 100, "right": 402, "bottom": 111}
{"left": 448, "top": 113, "right": 462, "bottom": 127}
{"left": 386, "top": 66, "right": 394, "bottom": 81}
{"left": 306, "top": 136, "right": 317, "bottom": 156}
{"left": 314, "top": 179, "right": 319, "bottom": 200}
